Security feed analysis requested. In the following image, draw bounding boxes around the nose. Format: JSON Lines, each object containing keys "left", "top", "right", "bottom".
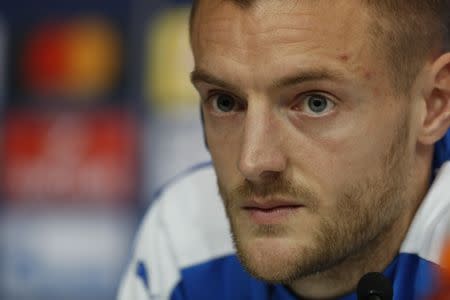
{"left": 238, "top": 102, "right": 287, "bottom": 183}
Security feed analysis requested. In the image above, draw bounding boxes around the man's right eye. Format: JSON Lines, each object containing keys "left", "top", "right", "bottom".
{"left": 211, "top": 94, "right": 237, "bottom": 113}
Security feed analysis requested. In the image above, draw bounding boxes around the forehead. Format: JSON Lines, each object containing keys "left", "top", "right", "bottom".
{"left": 191, "top": 0, "right": 378, "bottom": 86}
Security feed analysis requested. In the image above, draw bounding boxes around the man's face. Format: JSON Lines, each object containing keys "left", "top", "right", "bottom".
{"left": 191, "top": 0, "right": 419, "bottom": 283}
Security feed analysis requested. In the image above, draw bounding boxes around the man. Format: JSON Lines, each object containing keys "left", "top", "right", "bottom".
{"left": 118, "top": 0, "right": 450, "bottom": 299}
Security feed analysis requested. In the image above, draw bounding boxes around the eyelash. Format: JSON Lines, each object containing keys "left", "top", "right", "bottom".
{"left": 204, "top": 91, "right": 244, "bottom": 113}
{"left": 203, "top": 90, "right": 337, "bottom": 117}
{"left": 292, "top": 92, "right": 337, "bottom": 116}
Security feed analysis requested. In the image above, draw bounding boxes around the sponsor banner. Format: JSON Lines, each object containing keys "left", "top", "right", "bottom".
{"left": 0, "top": 208, "right": 134, "bottom": 300}
{"left": 146, "top": 7, "right": 197, "bottom": 110}
{"left": 3, "top": 109, "right": 138, "bottom": 207}
{"left": 0, "top": 18, "right": 6, "bottom": 105}
{"left": 21, "top": 17, "right": 122, "bottom": 101}
{"left": 428, "top": 240, "right": 450, "bottom": 299}
{"left": 145, "top": 107, "right": 211, "bottom": 197}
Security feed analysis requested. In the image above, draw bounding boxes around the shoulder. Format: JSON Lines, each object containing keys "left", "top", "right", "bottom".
{"left": 118, "top": 162, "right": 235, "bottom": 300}
{"left": 401, "top": 161, "right": 450, "bottom": 265}
{"left": 140, "top": 161, "right": 233, "bottom": 267}
{"left": 389, "top": 161, "right": 450, "bottom": 299}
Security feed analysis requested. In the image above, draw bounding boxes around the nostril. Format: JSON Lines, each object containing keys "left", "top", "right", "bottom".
{"left": 259, "top": 170, "right": 282, "bottom": 181}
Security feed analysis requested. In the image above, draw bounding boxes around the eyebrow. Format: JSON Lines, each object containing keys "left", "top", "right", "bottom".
{"left": 274, "top": 68, "right": 347, "bottom": 88}
{"left": 190, "top": 68, "right": 346, "bottom": 92}
{"left": 191, "top": 69, "right": 243, "bottom": 95}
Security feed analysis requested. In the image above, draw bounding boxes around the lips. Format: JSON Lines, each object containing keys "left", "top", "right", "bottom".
{"left": 242, "top": 199, "right": 304, "bottom": 224}
{"left": 242, "top": 197, "right": 302, "bottom": 209}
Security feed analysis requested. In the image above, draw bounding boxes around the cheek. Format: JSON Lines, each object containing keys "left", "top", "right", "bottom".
{"left": 288, "top": 118, "right": 397, "bottom": 201}
{"left": 203, "top": 109, "right": 243, "bottom": 143}
{"left": 204, "top": 117, "right": 242, "bottom": 181}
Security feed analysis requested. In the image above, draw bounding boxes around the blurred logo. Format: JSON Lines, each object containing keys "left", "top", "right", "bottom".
{"left": 3, "top": 109, "right": 138, "bottom": 207}
{"left": 0, "top": 18, "right": 6, "bottom": 104}
{"left": 428, "top": 240, "right": 450, "bottom": 299}
{"left": 21, "top": 17, "right": 122, "bottom": 101}
{"left": 146, "top": 8, "right": 197, "bottom": 111}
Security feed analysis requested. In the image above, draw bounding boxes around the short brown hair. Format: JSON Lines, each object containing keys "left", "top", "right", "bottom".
{"left": 190, "top": 0, "right": 450, "bottom": 93}
{"left": 363, "top": 0, "right": 450, "bottom": 92}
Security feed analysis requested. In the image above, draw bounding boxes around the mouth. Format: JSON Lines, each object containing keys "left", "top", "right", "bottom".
{"left": 242, "top": 200, "right": 304, "bottom": 225}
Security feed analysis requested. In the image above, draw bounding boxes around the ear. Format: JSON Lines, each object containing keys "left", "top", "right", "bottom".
{"left": 418, "top": 52, "right": 450, "bottom": 145}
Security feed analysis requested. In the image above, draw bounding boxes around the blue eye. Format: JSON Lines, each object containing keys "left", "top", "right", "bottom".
{"left": 301, "top": 94, "right": 335, "bottom": 116}
{"left": 213, "top": 94, "right": 237, "bottom": 112}
{"left": 307, "top": 95, "right": 329, "bottom": 113}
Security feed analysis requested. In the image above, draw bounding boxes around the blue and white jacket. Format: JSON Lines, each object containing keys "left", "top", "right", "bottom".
{"left": 118, "top": 131, "right": 450, "bottom": 300}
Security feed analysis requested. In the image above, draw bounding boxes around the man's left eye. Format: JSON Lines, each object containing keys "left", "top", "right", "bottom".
{"left": 214, "top": 94, "right": 237, "bottom": 112}
{"left": 298, "top": 94, "right": 335, "bottom": 116}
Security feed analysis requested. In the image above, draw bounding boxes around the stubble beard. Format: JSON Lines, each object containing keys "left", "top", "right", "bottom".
{"left": 217, "top": 117, "right": 412, "bottom": 284}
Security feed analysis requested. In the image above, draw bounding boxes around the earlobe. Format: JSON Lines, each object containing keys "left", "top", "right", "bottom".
{"left": 418, "top": 52, "right": 450, "bottom": 145}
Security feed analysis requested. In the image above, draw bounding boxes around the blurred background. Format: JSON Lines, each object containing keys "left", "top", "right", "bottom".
{"left": 0, "top": 0, "right": 210, "bottom": 299}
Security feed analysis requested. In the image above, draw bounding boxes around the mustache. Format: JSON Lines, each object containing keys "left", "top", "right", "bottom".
{"left": 218, "top": 176, "right": 320, "bottom": 209}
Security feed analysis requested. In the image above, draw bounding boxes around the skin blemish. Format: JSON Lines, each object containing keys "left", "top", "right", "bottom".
{"left": 373, "top": 87, "right": 381, "bottom": 97}
{"left": 339, "top": 54, "right": 349, "bottom": 62}
{"left": 364, "top": 70, "right": 374, "bottom": 80}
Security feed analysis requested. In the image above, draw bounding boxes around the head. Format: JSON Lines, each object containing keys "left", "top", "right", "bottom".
{"left": 190, "top": 0, "right": 450, "bottom": 291}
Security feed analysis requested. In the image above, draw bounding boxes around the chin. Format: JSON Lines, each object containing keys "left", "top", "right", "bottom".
{"left": 235, "top": 234, "right": 309, "bottom": 283}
